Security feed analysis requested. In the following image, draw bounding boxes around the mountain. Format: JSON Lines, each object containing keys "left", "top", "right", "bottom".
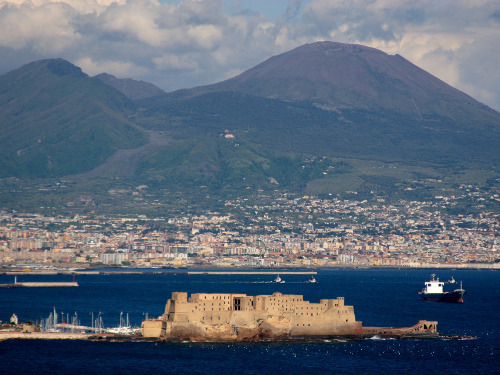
{"left": 170, "top": 42, "right": 499, "bottom": 124}
{"left": 135, "top": 42, "right": 500, "bottom": 190}
{"left": 94, "top": 73, "right": 165, "bottom": 100}
{"left": 0, "top": 43, "right": 499, "bottom": 212}
{"left": 0, "top": 58, "right": 148, "bottom": 178}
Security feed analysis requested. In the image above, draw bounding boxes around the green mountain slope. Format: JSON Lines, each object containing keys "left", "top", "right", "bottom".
{"left": 136, "top": 90, "right": 499, "bottom": 168}
{"left": 0, "top": 59, "right": 148, "bottom": 178}
{"left": 136, "top": 135, "right": 348, "bottom": 191}
{"left": 94, "top": 73, "right": 165, "bottom": 100}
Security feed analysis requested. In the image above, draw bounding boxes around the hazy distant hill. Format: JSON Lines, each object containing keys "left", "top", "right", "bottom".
{"left": 0, "top": 58, "right": 147, "bottom": 178}
{"left": 95, "top": 73, "right": 165, "bottom": 100}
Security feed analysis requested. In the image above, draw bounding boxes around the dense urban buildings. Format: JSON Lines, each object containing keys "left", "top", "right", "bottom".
{"left": 1, "top": 185, "right": 498, "bottom": 270}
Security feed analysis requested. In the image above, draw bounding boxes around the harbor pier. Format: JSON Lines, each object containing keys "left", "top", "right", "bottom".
{"left": 0, "top": 276, "right": 78, "bottom": 288}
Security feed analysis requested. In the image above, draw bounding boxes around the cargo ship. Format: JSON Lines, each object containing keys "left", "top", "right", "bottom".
{"left": 418, "top": 274, "right": 465, "bottom": 303}
{"left": 142, "top": 291, "right": 438, "bottom": 341}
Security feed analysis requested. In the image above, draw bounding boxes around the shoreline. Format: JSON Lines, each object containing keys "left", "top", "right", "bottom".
{"left": 1, "top": 264, "right": 498, "bottom": 276}
{"left": 0, "top": 331, "right": 474, "bottom": 343}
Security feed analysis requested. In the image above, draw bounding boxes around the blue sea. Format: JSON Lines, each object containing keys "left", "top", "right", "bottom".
{"left": 1, "top": 269, "right": 498, "bottom": 374}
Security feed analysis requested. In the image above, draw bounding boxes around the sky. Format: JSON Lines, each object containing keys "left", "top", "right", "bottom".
{"left": 1, "top": 0, "right": 499, "bottom": 111}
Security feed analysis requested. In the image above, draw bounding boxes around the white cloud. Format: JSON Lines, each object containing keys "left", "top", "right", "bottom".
{"left": 76, "top": 56, "right": 147, "bottom": 77}
{"left": 187, "top": 24, "right": 223, "bottom": 49}
{"left": 97, "top": 2, "right": 169, "bottom": 47}
{"left": 153, "top": 53, "right": 199, "bottom": 71}
{"left": 0, "top": 2, "right": 82, "bottom": 52}
{"left": 0, "top": 0, "right": 499, "bottom": 110}
{"left": 3, "top": 0, "right": 127, "bottom": 14}
{"left": 5, "top": 0, "right": 122, "bottom": 4}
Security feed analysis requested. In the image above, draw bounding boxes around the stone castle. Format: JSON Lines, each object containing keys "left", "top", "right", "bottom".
{"left": 142, "top": 291, "right": 438, "bottom": 341}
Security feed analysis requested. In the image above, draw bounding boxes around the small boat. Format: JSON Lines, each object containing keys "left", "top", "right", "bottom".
{"left": 306, "top": 276, "right": 318, "bottom": 283}
{"left": 418, "top": 274, "right": 465, "bottom": 303}
{"left": 106, "top": 312, "right": 137, "bottom": 335}
{"left": 272, "top": 275, "right": 285, "bottom": 283}
{"left": 106, "top": 326, "right": 137, "bottom": 335}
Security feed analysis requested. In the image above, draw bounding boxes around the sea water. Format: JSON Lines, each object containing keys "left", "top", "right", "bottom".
{"left": 0, "top": 269, "right": 498, "bottom": 374}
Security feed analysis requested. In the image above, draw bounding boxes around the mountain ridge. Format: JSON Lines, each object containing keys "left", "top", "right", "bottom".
{"left": 168, "top": 42, "right": 498, "bottom": 124}
{"left": 0, "top": 58, "right": 148, "bottom": 178}
{"left": 95, "top": 73, "right": 165, "bottom": 100}
{"left": 0, "top": 43, "right": 498, "bottom": 210}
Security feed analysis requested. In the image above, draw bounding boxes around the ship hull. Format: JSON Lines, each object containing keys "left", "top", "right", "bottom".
{"left": 419, "top": 290, "right": 465, "bottom": 303}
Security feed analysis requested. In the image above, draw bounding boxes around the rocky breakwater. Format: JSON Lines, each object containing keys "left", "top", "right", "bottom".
{"left": 0, "top": 331, "right": 91, "bottom": 341}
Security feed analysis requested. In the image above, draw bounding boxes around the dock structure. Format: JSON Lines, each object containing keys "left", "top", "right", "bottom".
{"left": 0, "top": 276, "right": 78, "bottom": 288}
{"left": 0, "top": 331, "right": 92, "bottom": 341}
{"left": 2, "top": 270, "right": 317, "bottom": 276}
{"left": 55, "top": 324, "right": 100, "bottom": 331}
{"left": 12, "top": 282, "right": 79, "bottom": 287}
{"left": 187, "top": 271, "right": 317, "bottom": 275}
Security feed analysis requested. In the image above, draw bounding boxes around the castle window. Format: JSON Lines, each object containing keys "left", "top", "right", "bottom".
{"left": 234, "top": 298, "right": 241, "bottom": 311}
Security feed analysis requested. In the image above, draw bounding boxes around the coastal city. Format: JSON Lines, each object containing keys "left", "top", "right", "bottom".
{"left": 1, "top": 183, "right": 498, "bottom": 270}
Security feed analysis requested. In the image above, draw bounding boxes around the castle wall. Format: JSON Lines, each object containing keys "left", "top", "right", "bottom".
{"left": 142, "top": 319, "right": 162, "bottom": 338}
{"left": 159, "top": 291, "right": 360, "bottom": 340}
{"left": 362, "top": 320, "right": 438, "bottom": 335}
